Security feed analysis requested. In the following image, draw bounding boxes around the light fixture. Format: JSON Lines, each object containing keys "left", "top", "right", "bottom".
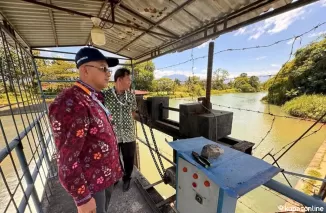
{"left": 91, "top": 17, "right": 106, "bottom": 46}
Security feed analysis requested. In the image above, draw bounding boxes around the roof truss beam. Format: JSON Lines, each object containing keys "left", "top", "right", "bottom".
{"left": 20, "top": 0, "right": 178, "bottom": 40}
{"left": 116, "top": 0, "right": 197, "bottom": 54}
{"left": 135, "top": 0, "right": 318, "bottom": 64}
{"left": 46, "top": 0, "right": 58, "bottom": 46}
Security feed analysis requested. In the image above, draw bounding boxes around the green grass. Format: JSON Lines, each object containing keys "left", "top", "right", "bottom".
{"left": 302, "top": 169, "right": 322, "bottom": 195}
{"left": 0, "top": 92, "right": 44, "bottom": 107}
{"left": 282, "top": 95, "right": 326, "bottom": 122}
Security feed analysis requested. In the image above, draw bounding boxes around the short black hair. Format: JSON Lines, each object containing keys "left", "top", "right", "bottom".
{"left": 114, "top": 68, "right": 131, "bottom": 82}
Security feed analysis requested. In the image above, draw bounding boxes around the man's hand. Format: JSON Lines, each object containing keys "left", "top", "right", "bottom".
{"left": 77, "top": 198, "right": 96, "bottom": 213}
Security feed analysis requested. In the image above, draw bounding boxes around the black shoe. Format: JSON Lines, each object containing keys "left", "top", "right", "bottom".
{"left": 123, "top": 180, "right": 131, "bottom": 192}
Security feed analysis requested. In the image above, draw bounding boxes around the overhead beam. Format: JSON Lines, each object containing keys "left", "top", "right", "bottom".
{"left": 118, "top": 3, "right": 178, "bottom": 38}
{"left": 169, "top": 0, "right": 202, "bottom": 24}
{"left": 31, "top": 44, "right": 132, "bottom": 59}
{"left": 0, "top": 11, "right": 30, "bottom": 48}
{"left": 116, "top": 0, "right": 196, "bottom": 54}
{"left": 20, "top": 0, "right": 178, "bottom": 40}
{"left": 47, "top": 0, "right": 58, "bottom": 46}
{"left": 134, "top": 0, "right": 317, "bottom": 63}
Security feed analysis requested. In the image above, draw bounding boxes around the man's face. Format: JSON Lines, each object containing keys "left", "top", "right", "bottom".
{"left": 83, "top": 60, "right": 111, "bottom": 90}
{"left": 118, "top": 74, "right": 131, "bottom": 91}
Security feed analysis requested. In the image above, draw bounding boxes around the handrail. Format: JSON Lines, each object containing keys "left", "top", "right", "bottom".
{"left": 0, "top": 112, "right": 53, "bottom": 213}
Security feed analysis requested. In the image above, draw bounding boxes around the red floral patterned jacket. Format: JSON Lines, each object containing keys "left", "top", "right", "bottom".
{"left": 49, "top": 83, "right": 122, "bottom": 206}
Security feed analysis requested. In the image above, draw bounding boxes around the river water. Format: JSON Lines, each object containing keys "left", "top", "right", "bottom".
{"left": 1, "top": 92, "right": 326, "bottom": 212}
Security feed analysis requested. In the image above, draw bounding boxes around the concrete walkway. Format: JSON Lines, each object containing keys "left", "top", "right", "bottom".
{"left": 41, "top": 168, "right": 153, "bottom": 213}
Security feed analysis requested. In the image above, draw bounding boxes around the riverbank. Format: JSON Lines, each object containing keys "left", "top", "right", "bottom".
{"left": 284, "top": 139, "right": 326, "bottom": 208}
{"left": 283, "top": 95, "right": 326, "bottom": 123}
{"left": 146, "top": 88, "right": 238, "bottom": 98}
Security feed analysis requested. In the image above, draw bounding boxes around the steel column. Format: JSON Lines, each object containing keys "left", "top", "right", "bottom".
{"left": 16, "top": 143, "right": 43, "bottom": 213}
{"left": 205, "top": 42, "right": 214, "bottom": 110}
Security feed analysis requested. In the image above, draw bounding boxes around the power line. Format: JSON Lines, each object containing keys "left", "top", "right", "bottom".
{"left": 252, "top": 116, "right": 276, "bottom": 151}
{"left": 156, "top": 22, "right": 326, "bottom": 70}
{"left": 211, "top": 103, "right": 324, "bottom": 123}
{"left": 238, "top": 200, "right": 260, "bottom": 213}
{"left": 272, "top": 112, "right": 326, "bottom": 163}
{"left": 272, "top": 123, "right": 326, "bottom": 156}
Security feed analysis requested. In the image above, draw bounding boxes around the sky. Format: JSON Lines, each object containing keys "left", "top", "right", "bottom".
{"left": 40, "top": 0, "right": 326, "bottom": 80}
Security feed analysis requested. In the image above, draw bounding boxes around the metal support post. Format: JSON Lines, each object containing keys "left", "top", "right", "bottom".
{"left": 16, "top": 143, "right": 43, "bottom": 213}
{"left": 205, "top": 42, "right": 214, "bottom": 110}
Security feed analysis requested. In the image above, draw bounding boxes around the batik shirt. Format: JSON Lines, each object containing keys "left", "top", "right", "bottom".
{"left": 48, "top": 82, "right": 122, "bottom": 206}
{"left": 103, "top": 87, "right": 137, "bottom": 143}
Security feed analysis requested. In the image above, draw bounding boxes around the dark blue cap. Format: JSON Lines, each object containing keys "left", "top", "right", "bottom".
{"left": 75, "top": 47, "right": 119, "bottom": 68}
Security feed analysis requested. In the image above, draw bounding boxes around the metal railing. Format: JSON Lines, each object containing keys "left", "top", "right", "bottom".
{"left": 0, "top": 23, "right": 55, "bottom": 213}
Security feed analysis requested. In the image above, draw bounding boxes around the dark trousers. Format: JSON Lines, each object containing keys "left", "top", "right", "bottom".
{"left": 93, "top": 185, "right": 114, "bottom": 213}
{"left": 119, "top": 141, "right": 136, "bottom": 182}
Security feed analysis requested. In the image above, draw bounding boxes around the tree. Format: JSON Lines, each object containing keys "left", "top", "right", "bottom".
{"left": 31, "top": 50, "right": 78, "bottom": 96}
{"left": 265, "top": 38, "right": 326, "bottom": 105}
{"left": 213, "top": 68, "right": 229, "bottom": 90}
{"left": 234, "top": 73, "right": 260, "bottom": 93}
{"left": 174, "top": 79, "right": 181, "bottom": 86}
{"left": 156, "top": 78, "right": 174, "bottom": 94}
{"left": 249, "top": 76, "right": 260, "bottom": 91}
{"left": 129, "top": 60, "right": 154, "bottom": 91}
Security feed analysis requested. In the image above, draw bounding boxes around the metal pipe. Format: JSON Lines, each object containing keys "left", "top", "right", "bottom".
{"left": 205, "top": 42, "right": 214, "bottom": 110}
{"left": 161, "top": 106, "right": 180, "bottom": 112}
{"left": 32, "top": 48, "right": 77, "bottom": 55}
{"left": 282, "top": 170, "right": 326, "bottom": 183}
{"left": 21, "top": 0, "right": 177, "bottom": 39}
{"left": 0, "top": 112, "right": 45, "bottom": 162}
{"left": 264, "top": 179, "right": 326, "bottom": 209}
{"left": 16, "top": 144, "right": 43, "bottom": 213}
{"left": 136, "top": 137, "right": 176, "bottom": 166}
{"left": 34, "top": 56, "right": 75, "bottom": 61}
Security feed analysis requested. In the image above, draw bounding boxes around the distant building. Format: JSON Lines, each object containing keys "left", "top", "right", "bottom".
{"left": 134, "top": 90, "right": 149, "bottom": 97}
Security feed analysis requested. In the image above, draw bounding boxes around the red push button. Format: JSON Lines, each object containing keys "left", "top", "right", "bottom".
{"left": 183, "top": 167, "right": 188, "bottom": 172}
{"left": 193, "top": 173, "right": 198, "bottom": 179}
{"left": 192, "top": 182, "right": 197, "bottom": 188}
{"left": 204, "top": 180, "right": 210, "bottom": 187}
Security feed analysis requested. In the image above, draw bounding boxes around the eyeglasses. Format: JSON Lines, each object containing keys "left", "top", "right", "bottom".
{"left": 85, "top": 65, "right": 112, "bottom": 73}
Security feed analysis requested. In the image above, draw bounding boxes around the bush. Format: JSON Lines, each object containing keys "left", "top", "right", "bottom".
{"left": 282, "top": 95, "right": 326, "bottom": 122}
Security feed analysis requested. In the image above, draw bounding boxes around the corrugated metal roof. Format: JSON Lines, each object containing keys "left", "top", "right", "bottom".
{"left": 0, "top": 0, "right": 317, "bottom": 60}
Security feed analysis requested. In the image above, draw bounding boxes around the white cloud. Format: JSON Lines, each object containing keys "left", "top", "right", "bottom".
{"left": 271, "top": 64, "right": 281, "bottom": 68}
{"left": 322, "top": 0, "right": 326, "bottom": 7}
{"left": 246, "top": 8, "right": 305, "bottom": 40}
{"left": 154, "top": 69, "right": 206, "bottom": 79}
{"left": 228, "top": 70, "right": 279, "bottom": 78}
{"left": 308, "top": 31, "right": 326, "bottom": 38}
{"left": 234, "top": 27, "right": 247, "bottom": 36}
{"left": 256, "top": 56, "right": 267, "bottom": 60}
{"left": 197, "top": 40, "right": 213, "bottom": 49}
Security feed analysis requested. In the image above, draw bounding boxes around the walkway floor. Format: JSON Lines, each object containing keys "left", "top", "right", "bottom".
{"left": 41, "top": 167, "right": 153, "bottom": 213}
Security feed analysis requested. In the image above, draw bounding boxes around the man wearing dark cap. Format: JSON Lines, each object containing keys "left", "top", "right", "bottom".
{"left": 49, "top": 47, "right": 122, "bottom": 213}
